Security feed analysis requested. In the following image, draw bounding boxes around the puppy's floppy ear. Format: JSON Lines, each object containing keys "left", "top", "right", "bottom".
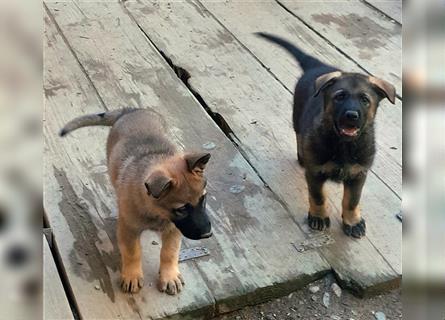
{"left": 144, "top": 170, "right": 173, "bottom": 199}
{"left": 184, "top": 153, "right": 211, "bottom": 173}
{"left": 368, "top": 76, "right": 396, "bottom": 104}
{"left": 314, "top": 71, "right": 342, "bottom": 97}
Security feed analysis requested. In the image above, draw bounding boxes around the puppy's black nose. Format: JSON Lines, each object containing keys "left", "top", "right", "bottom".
{"left": 345, "top": 110, "right": 359, "bottom": 120}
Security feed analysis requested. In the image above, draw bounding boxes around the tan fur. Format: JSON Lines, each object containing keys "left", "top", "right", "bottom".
{"left": 107, "top": 110, "right": 208, "bottom": 294}
{"left": 61, "top": 108, "right": 208, "bottom": 294}
{"left": 309, "top": 193, "right": 328, "bottom": 218}
{"left": 342, "top": 187, "right": 361, "bottom": 225}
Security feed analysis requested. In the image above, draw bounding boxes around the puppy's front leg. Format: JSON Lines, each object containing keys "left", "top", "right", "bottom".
{"left": 118, "top": 219, "right": 144, "bottom": 293}
{"left": 306, "top": 171, "right": 330, "bottom": 230}
{"left": 342, "top": 174, "right": 367, "bottom": 238}
{"left": 158, "top": 224, "right": 184, "bottom": 295}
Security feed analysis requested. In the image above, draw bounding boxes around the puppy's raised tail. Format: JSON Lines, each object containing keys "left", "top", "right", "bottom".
{"left": 59, "top": 108, "right": 137, "bottom": 137}
{"left": 255, "top": 32, "right": 327, "bottom": 72}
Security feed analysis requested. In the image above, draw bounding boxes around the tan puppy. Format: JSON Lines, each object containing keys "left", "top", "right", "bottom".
{"left": 60, "top": 108, "right": 212, "bottom": 295}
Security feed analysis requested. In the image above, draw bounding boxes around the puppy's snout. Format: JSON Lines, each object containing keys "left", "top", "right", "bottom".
{"left": 345, "top": 110, "right": 359, "bottom": 121}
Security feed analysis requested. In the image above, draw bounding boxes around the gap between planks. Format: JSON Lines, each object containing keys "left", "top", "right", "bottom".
{"left": 43, "top": 229, "right": 79, "bottom": 320}
{"left": 361, "top": 0, "right": 402, "bottom": 25}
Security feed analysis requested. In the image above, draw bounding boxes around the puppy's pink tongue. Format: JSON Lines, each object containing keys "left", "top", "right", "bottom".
{"left": 341, "top": 127, "right": 358, "bottom": 136}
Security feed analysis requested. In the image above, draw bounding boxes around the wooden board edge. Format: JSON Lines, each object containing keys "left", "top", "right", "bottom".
{"left": 333, "top": 267, "right": 401, "bottom": 298}
{"left": 215, "top": 268, "right": 330, "bottom": 314}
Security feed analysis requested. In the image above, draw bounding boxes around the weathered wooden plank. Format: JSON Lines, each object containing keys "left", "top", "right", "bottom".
{"left": 201, "top": 0, "right": 402, "bottom": 198}
{"left": 46, "top": 1, "right": 329, "bottom": 315}
{"left": 278, "top": 0, "right": 402, "bottom": 96}
{"left": 44, "top": 9, "right": 215, "bottom": 319}
{"left": 197, "top": 0, "right": 402, "bottom": 273}
{"left": 44, "top": 235, "right": 74, "bottom": 320}
{"left": 124, "top": 0, "right": 401, "bottom": 295}
{"left": 364, "top": 0, "right": 402, "bottom": 24}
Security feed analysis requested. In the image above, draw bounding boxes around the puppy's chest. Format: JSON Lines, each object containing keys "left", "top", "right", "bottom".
{"left": 142, "top": 214, "right": 170, "bottom": 231}
{"left": 313, "top": 161, "right": 367, "bottom": 181}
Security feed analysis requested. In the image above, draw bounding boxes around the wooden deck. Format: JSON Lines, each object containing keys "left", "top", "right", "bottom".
{"left": 43, "top": 1, "right": 401, "bottom": 319}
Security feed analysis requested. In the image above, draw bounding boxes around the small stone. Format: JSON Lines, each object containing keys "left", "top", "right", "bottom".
{"left": 351, "top": 310, "right": 357, "bottom": 315}
{"left": 309, "top": 285, "right": 320, "bottom": 293}
{"left": 229, "top": 185, "right": 245, "bottom": 194}
{"left": 288, "top": 293, "right": 293, "bottom": 299}
{"left": 299, "top": 300, "right": 304, "bottom": 305}
{"left": 374, "top": 311, "right": 386, "bottom": 320}
{"left": 331, "top": 282, "right": 342, "bottom": 297}
{"left": 151, "top": 240, "right": 159, "bottom": 245}
{"left": 235, "top": 316, "right": 241, "bottom": 320}
{"left": 330, "top": 316, "right": 341, "bottom": 320}
{"left": 311, "top": 295, "right": 317, "bottom": 301}
{"left": 322, "top": 292, "right": 330, "bottom": 308}
{"left": 202, "top": 142, "right": 216, "bottom": 150}
{"left": 94, "top": 285, "right": 100, "bottom": 290}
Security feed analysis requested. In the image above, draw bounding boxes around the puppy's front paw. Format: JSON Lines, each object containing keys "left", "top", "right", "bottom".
{"left": 121, "top": 272, "right": 144, "bottom": 293}
{"left": 342, "top": 218, "right": 366, "bottom": 238}
{"left": 158, "top": 270, "right": 185, "bottom": 295}
{"left": 308, "top": 213, "right": 330, "bottom": 231}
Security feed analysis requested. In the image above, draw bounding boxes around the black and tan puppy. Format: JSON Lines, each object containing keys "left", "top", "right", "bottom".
{"left": 257, "top": 33, "right": 396, "bottom": 238}
{"left": 60, "top": 108, "right": 212, "bottom": 294}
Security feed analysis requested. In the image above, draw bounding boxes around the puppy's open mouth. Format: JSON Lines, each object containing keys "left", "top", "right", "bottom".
{"left": 336, "top": 121, "right": 360, "bottom": 137}
{"left": 339, "top": 125, "right": 359, "bottom": 137}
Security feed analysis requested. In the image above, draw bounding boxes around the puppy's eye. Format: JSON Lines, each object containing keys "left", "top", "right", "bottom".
{"left": 360, "top": 95, "right": 370, "bottom": 106}
{"left": 173, "top": 204, "right": 190, "bottom": 218}
{"left": 334, "top": 92, "right": 347, "bottom": 101}
{"left": 176, "top": 205, "right": 188, "bottom": 213}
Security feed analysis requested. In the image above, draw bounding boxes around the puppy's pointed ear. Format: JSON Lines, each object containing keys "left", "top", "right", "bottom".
{"left": 144, "top": 170, "right": 173, "bottom": 199}
{"left": 369, "top": 76, "right": 396, "bottom": 104}
{"left": 184, "top": 153, "right": 211, "bottom": 173}
{"left": 314, "top": 71, "right": 342, "bottom": 97}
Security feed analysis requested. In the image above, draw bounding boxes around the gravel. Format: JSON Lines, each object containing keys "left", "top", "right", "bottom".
{"left": 214, "top": 276, "right": 401, "bottom": 320}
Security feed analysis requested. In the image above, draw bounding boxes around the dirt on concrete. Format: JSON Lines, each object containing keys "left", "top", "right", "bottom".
{"left": 214, "top": 274, "right": 401, "bottom": 320}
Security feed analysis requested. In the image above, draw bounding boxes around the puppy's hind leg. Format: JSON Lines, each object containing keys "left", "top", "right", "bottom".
{"left": 118, "top": 218, "right": 144, "bottom": 293}
{"left": 305, "top": 171, "right": 330, "bottom": 230}
{"left": 158, "top": 224, "right": 184, "bottom": 295}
